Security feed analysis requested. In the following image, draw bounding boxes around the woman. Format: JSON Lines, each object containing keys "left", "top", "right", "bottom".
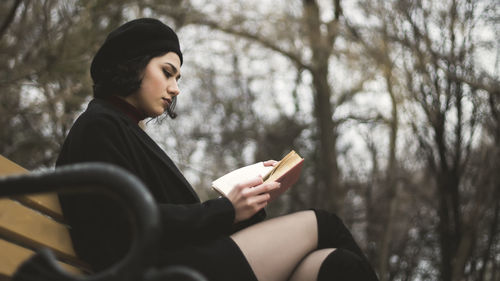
{"left": 57, "top": 18, "right": 379, "bottom": 281}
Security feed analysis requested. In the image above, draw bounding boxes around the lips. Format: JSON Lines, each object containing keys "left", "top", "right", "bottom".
{"left": 162, "top": 97, "right": 171, "bottom": 106}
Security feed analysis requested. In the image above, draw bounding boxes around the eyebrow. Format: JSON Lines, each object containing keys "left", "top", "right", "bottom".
{"left": 164, "top": 63, "right": 181, "bottom": 80}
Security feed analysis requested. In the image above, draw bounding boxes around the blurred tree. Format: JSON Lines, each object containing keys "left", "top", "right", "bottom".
{"left": 0, "top": 0, "right": 138, "bottom": 168}
{"left": 1, "top": 1, "right": 499, "bottom": 280}
{"left": 354, "top": 0, "right": 500, "bottom": 280}
{"left": 344, "top": 5, "right": 404, "bottom": 279}
{"left": 149, "top": 0, "right": 377, "bottom": 215}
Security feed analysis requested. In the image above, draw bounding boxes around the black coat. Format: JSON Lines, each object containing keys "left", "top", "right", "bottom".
{"left": 56, "top": 98, "right": 252, "bottom": 271}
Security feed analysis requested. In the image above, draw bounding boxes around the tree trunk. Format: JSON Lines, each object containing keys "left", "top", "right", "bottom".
{"left": 437, "top": 172, "right": 462, "bottom": 281}
{"left": 378, "top": 67, "right": 400, "bottom": 281}
{"left": 311, "top": 69, "right": 340, "bottom": 211}
{"left": 303, "top": 0, "right": 341, "bottom": 212}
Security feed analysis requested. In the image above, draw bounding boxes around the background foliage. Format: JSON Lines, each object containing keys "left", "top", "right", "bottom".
{"left": 1, "top": 0, "right": 499, "bottom": 280}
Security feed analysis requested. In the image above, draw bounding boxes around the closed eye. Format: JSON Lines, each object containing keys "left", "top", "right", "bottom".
{"left": 162, "top": 68, "right": 172, "bottom": 78}
{"left": 163, "top": 63, "right": 181, "bottom": 81}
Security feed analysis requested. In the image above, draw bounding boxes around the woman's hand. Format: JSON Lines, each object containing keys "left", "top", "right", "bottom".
{"left": 226, "top": 177, "right": 280, "bottom": 223}
{"left": 263, "top": 160, "right": 279, "bottom": 167}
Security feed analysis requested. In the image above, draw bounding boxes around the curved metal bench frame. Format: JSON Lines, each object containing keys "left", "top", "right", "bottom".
{"left": 0, "top": 163, "right": 207, "bottom": 281}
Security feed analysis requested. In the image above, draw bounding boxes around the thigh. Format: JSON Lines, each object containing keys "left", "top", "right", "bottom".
{"left": 231, "top": 210, "right": 317, "bottom": 281}
{"left": 288, "top": 248, "right": 336, "bottom": 281}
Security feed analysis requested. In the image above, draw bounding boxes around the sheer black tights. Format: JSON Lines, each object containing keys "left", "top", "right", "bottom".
{"left": 230, "top": 210, "right": 378, "bottom": 281}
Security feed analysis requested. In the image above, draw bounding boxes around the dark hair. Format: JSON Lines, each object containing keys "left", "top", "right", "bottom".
{"left": 93, "top": 51, "right": 177, "bottom": 119}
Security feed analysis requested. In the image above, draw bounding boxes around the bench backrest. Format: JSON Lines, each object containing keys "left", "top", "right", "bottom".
{"left": 0, "top": 155, "right": 87, "bottom": 279}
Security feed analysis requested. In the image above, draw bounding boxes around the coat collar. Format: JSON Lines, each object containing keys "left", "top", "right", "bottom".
{"left": 90, "top": 98, "right": 199, "bottom": 200}
{"left": 127, "top": 122, "right": 199, "bottom": 200}
{"left": 103, "top": 95, "right": 147, "bottom": 123}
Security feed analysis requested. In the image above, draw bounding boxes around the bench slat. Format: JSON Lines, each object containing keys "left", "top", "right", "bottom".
{"left": 14, "top": 195, "right": 65, "bottom": 223}
{"left": 0, "top": 239, "right": 82, "bottom": 277}
{"left": 0, "top": 155, "right": 63, "bottom": 220}
{"left": 0, "top": 199, "right": 77, "bottom": 260}
{"left": 0, "top": 155, "right": 28, "bottom": 176}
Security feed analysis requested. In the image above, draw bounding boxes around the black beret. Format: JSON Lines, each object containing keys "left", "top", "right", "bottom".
{"left": 90, "top": 18, "right": 183, "bottom": 83}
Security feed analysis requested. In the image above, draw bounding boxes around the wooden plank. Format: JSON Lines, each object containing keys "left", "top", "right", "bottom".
{"left": 14, "top": 195, "right": 64, "bottom": 223}
{"left": 0, "top": 199, "right": 77, "bottom": 260}
{"left": 0, "top": 155, "right": 63, "bottom": 221}
{"left": 0, "top": 155, "right": 28, "bottom": 177}
{"left": 0, "top": 238, "right": 31, "bottom": 277}
{"left": 0, "top": 239, "right": 82, "bottom": 277}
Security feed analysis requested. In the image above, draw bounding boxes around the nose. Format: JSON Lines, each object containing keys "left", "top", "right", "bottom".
{"left": 168, "top": 80, "right": 180, "bottom": 96}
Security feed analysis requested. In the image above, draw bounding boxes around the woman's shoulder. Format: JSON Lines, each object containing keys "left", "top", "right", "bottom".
{"left": 84, "top": 98, "right": 125, "bottom": 118}
{"left": 76, "top": 99, "right": 129, "bottom": 126}
{"left": 65, "top": 99, "right": 133, "bottom": 140}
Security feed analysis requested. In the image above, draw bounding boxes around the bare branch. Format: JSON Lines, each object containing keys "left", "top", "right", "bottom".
{"left": 325, "top": 0, "right": 343, "bottom": 47}
{"left": 0, "top": 0, "right": 23, "bottom": 40}
{"left": 335, "top": 74, "right": 372, "bottom": 107}
{"left": 168, "top": 7, "right": 311, "bottom": 71}
{"left": 336, "top": 113, "right": 386, "bottom": 125}
{"left": 447, "top": 71, "right": 500, "bottom": 96}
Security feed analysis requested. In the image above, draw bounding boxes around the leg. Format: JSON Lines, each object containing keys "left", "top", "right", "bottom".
{"left": 288, "top": 248, "right": 336, "bottom": 281}
{"left": 231, "top": 209, "right": 379, "bottom": 281}
{"left": 231, "top": 210, "right": 317, "bottom": 281}
{"left": 313, "top": 209, "right": 365, "bottom": 256}
{"left": 313, "top": 209, "right": 380, "bottom": 281}
{"left": 289, "top": 248, "right": 378, "bottom": 281}
{"left": 317, "top": 248, "right": 378, "bottom": 281}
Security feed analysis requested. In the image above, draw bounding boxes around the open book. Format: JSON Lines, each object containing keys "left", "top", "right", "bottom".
{"left": 212, "top": 150, "right": 304, "bottom": 202}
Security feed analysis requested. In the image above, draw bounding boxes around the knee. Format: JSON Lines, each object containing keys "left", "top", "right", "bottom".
{"left": 318, "top": 249, "right": 377, "bottom": 281}
{"left": 311, "top": 209, "right": 347, "bottom": 247}
{"left": 311, "top": 209, "right": 343, "bottom": 223}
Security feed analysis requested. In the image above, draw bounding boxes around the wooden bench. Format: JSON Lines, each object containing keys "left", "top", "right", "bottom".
{"left": 0, "top": 155, "right": 87, "bottom": 280}
{"left": 0, "top": 155, "right": 173, "bottom": 281}
{"left": 0, "top": 155, "right": 207, "bottom": 281}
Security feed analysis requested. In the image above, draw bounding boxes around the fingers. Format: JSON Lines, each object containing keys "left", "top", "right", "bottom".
{"left": 263, "top": 160, "right": 279, "bottom": 167}
{"left": 247, "top": 192, "right": 272, "bottom": 205}
{"left": 234, "top": 176, "right": 264, "bottom": 191}
{"left": 233, "top": 176, "right": 280, "bottom": 198}
{"left": 229, "top": 180, "right": 279, "bottom": 223}
{"left": 255, "top": 200, "right": 268, "bottom": 210}
{"left": 245, "top": 193, "right": 270, "bottom": 213}
{"left": 243, "top": 181, "right": 280, "bottom": 197}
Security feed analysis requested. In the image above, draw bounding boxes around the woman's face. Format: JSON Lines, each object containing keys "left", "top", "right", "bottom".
{"left": 125, "top": 52, "right": 181, "bottom": 117}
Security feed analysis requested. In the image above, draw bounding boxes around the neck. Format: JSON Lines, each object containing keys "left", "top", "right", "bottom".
{"left": 103, "top": 95, "right": 147, "bottom": 123}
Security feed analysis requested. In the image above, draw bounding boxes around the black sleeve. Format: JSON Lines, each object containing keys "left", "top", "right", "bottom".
{"left": 85, "top": 116, "right": 236, "bottom": 236}
{"left": 158, "top": 196, "right": 235, "bottom": 244}
{"left": 231, "top": 209, "right": 267, "bottom": 233}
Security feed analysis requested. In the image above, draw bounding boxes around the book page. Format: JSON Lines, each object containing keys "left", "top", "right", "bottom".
{"left": 212, "top": 162, "right": 274, "bottom": 196}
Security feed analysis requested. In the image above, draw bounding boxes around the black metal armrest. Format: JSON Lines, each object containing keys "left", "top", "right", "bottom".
{"left": 0, "top": 163, "right": 161, "bottom": 281}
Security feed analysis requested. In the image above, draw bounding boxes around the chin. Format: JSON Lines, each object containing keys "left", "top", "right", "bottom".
{"left": 150, "top": 110, "right": 165, "bottom": 117}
